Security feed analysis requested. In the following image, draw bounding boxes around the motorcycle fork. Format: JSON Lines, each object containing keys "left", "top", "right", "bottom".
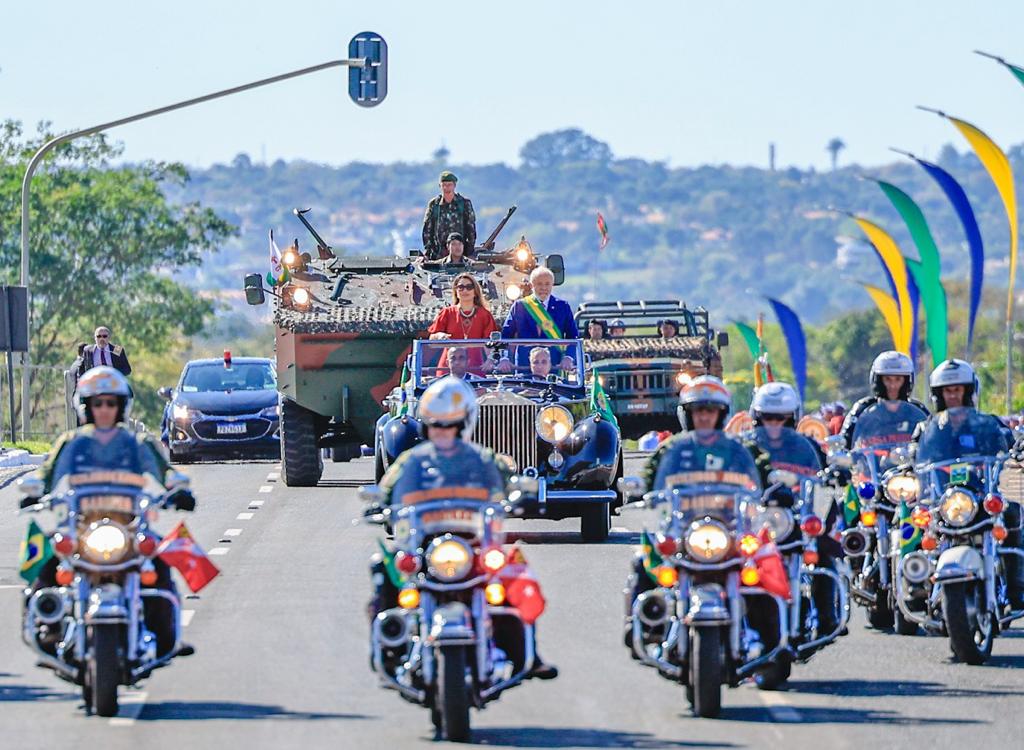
{"left": 788, "top": 555, "right": 802, "bottom": 641}
{"left": 876, "top": 515, "right": 890, "bottom": 590}
{"left": 983, "top": 533, "right": 997, "bottom": 616}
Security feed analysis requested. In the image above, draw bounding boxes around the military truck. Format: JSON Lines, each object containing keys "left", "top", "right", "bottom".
{"left": 243, "top": 208, "right": 565, "bottom": 486}
{"left": 575, "top": 300, "right": 728, "bottom": 439}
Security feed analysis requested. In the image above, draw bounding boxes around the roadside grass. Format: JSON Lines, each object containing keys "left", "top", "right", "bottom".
{"left": 2, "top": 440, "right": 52, "bottom": 455}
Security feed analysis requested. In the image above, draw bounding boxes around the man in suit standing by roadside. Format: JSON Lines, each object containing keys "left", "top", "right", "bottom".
{"left": 78, "top": 326, "right": 132, "bottom": 379}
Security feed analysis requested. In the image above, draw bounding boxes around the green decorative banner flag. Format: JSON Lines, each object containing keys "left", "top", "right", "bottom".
{"left": 19, "top": 520, "right": 53, "bottom": 583}
{"left": 733, "top": 321, "right": 760, "bottom": 360}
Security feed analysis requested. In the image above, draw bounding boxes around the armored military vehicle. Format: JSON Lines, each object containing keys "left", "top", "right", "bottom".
{"left": 244, "top": 207, "right": 565, "bottom": 486}
{"left": 575, "top": 300, "right": 728, "bottom": 439}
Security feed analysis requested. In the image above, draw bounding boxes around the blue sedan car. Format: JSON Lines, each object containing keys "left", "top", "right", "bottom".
{"left": 159, "top": 355, "right": 279, "bottom": 462}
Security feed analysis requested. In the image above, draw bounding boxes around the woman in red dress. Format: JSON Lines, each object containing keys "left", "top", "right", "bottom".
{"left": 428, "top": 273, "right": 498, "bottom": 374}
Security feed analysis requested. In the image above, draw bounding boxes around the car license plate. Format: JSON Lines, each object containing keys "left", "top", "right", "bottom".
{"left": 216, "top": 423, "right": 247, "bottom": 435}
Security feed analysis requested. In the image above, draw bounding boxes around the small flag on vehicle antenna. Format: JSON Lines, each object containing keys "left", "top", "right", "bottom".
{"left": 596, "top": 212, "right": 610, "bottom": 250}
{"left": 267, "top": 229, "right": 289, "bottom": 287}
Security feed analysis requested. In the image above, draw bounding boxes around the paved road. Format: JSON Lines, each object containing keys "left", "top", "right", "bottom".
{"left": 1, "top": 455, "right": 1022, "bottom": 749}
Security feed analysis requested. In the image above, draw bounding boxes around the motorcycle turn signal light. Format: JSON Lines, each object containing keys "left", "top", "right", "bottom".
{"left": 55, "top": 565, "right": 74, "bottom": 586}
{"left": 140, "top": 565, "right": 158, "bottom": 586}
{"left": 740, "top": 563, "right": 760, "bottom": 586}
{"left": 921, "top": 534, "right": 938, "bottom": 551}
{"left": 653, "top": 566, "right": 678, "bottom": 587}
{"left": 802, "top": 549, "right": 819, "bottom": 565}
{"left": 860, "top": 510, "right": 878, "bottom": 527}
{"left": 910, "top": 506, "right": 931, "bottom": 529}
{"left": 800, "top": 515, "right": 824, "bottom": 537}
{"left": 738, "top": 534, "right": 761, "bottom": 557}
{"left": 397, "top": 587, "right": 420, "bottom": 609}
{"left": 485, "top": 582, "right": 506, "bottom": 605}
{"left": 992, "top": 524, "right": 1008, "bottom": 543}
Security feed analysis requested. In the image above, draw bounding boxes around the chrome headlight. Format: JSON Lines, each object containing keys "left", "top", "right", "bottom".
{"left": 79, "top": 520, "right": 131, "bottom": 564}
{"left": 425, "top": 535, "right": 474, "bottom": 581}
{"left": 940, "top": 489, "right": 977, "bottom": 527}
{"left": 751, "top": 506, "right": 794, "bottom": 541}
{"left": 172, "top": 403, "right": 195, "bottom": 420}
{"left": 684, "top": 519, "right": 731, "bottom": 562}
{"left": 536, "top": 405, "right": 574, "bottom": 443}
{"left": 885, "top": 474, "right": 918, "bottom": 503}
{"left": 260, "top": 405, "right": 280, "bottom": 418}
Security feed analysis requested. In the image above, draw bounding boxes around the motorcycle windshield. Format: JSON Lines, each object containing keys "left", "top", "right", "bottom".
{"left": 915, "top": 407, "right": 1009, "bottom": 466}
{"left": 752, "top": 426, "right": 821, "bottom": 477}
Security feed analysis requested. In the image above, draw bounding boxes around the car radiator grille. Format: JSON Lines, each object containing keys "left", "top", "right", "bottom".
{"left": 472, "top": 403, "right": 538, "bottom": 471}
{"left": 615, "top": 372, "right": 668, "bottom": 393}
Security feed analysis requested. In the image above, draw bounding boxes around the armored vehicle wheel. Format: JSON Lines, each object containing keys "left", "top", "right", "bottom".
{"left": 580, "top": 503, "right": 610, "bottom": 542}
{"left": 280, "top": 399, "right": 323, "bottom": 487}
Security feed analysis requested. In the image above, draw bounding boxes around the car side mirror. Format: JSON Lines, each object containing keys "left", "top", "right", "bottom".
{"left": 244, "top": 273, "right": 266, "bottom": 306}
{"left": 618, "top": 476, "right": 646, "bottom": 500}
{"left": 717, "top": 331, "right": 729, "bottom": 348}
{"left": 544, "top": 254, "right": 565, "bottom": 286}
{"left": 158, "top": 386, "right": 173, "bottom": 401}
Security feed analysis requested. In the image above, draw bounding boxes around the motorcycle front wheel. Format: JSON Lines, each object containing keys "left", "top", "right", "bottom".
{"left": 689, "top": 627, "right": 723, "bottom": 718}
{"left": 437, "top": 645, "right": 471, "bottom": 742}
{"left": 87, "top": 624, "right": 121, "bottom": 717}
{"left": 943, "top": 581, "right": 994, "bottom": 665}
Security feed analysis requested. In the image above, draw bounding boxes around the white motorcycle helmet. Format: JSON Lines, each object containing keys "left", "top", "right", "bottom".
{"left": 75, "top": 366, "right": 132, "bottom": 424}
{"left": 928, "top": 359, "right": 979, "bottom": 411}
{"left": 750, "top": 382, "right": 802, "bottom": 428}
{"left": 417, "top": 376, "right": 478, "bottom": 441}
{"left": 870, "top": 350, "right": 915, "bottom": 399}
{"left": 678, "top": 375, "right": 732, "bottom": 430}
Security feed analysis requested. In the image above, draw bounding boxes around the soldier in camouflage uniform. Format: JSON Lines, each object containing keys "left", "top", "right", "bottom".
{"left": 422, "top": 171, "right": 477, "bottom": 260}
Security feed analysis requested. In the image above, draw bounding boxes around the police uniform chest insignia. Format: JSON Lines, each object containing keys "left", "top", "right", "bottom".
{"left": 705, "top": 454, "right": 725, "bottom": 471}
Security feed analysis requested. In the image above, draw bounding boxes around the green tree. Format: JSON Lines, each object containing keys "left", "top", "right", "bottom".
{"left": 0, "top": 121, "right": 235, "bottom": 429}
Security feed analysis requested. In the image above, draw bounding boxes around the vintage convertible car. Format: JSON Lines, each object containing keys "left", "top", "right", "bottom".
{"left": 575, "top": 300, "right": 728, "bottom": 439}
{"left": 374, "top": 337, "right": 622, "bottom": 541}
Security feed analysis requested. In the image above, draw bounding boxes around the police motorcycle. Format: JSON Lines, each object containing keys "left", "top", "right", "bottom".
{"left": 890, "top": 407, "right": 1022, "bottom": 663}
{"left": 360, "top": 479, "right": 543, "bottom": 742}
{"left": 745, "top": 426, "right": 849, "bottom": 686}
{"left": 620, "top": 439, "right": 797, "bottom": 718}
{"left": 17, "top": 469, "right": 194, "bottom": 717}
{"left": 832, "top": 400, "right": 928, "bottom": 633}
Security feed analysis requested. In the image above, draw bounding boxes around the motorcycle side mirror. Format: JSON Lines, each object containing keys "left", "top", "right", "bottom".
{"left": 17, "top": 475, "right": 43, "bottom": 498}
{"left": 716, "top": 331, "right": 729, "bottom": 348}
{"left": 166, "top": 471, "right": 190, "bottom": 490}
{"left": 767, "top": 469, "right": 798, "bottom": 488}
{"left": 618, "top": 476, "right": 646, "bottom": 500}
{"left": 158, "top": 386, "right": 173, "bottom": 401}
{"left": 358, "top": 485, "right": 383, "bottom": 505}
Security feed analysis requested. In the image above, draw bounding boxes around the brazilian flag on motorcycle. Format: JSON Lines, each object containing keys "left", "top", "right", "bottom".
{"left": 843, "top": 484, "right": 860, "bottom": 527}
{"left": 640, "top": 530, "right": 664, "bottom": 583}
{"left": 898, "top": 500, "right": 921, "bottom": 555}
{"left": 377, "top": 539, "right": 406, "bottom": 588}
{"left": 19, "top": 520, "right": 53, "bottom": 583}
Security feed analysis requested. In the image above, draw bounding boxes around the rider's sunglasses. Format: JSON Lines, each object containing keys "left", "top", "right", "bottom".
{"left": 761, "top": 413, "right": 788, "bottom": 422}
{"left": 455, "top": 283, "right": 474, "bottom": 291}
{"left": 95, "top": 334, "right": 109, "bottom": 339}
{"left": 90, "top": 398, "right": 119, "bottom": 409}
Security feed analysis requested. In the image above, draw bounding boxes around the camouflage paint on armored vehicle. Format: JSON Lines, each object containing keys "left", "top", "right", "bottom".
{"left": 576, "top": 301, "right": 727, "bottom": 440}
{"left": 245, "top": 209, "right": 564, "bottom": 486}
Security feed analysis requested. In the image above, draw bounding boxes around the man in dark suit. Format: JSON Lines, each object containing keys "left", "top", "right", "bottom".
{"left": 501, "top": 267, "right": 578, "bottom": 367}
{"left": 78, "top": 326, "right": 132, "bottom": 378}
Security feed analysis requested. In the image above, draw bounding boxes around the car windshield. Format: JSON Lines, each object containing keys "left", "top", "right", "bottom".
{"left": 915, "top": 407, "right": 1008, "bottom": 466}
{"left": 415, "top": 339, "right": 584, "bottom": 387}
{"left": 752, "top": 426, "right": 821, "bottom": 477}
{"left": 181, "top": 363, "right": 275, "bottom": 392}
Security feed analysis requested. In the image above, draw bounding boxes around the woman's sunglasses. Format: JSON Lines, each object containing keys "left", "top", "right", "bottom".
{"left": 455, "top": 283, "right": 475, "bottom": 291}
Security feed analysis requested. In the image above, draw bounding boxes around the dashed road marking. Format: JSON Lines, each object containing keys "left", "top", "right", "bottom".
{"left": 209, "top": 547, "right": 230, "bottom": 556}
{"left": 267, "top": 472, "right": 279, "bottom": 482}
{"left": 259, "top": 485, "right": 273, "bottom": 493}
{"left": 757, "top": 689, "right": 802, "bottom": 723}
{"left": 224, "top": 528, "right": 242, "bottom": 537}
{"left": 181, "top": 609, "right": 195, "bottom": 627}
{"left": 109, "top": 690, "right": 148, "bottom": 726}
{"left": 249, "top": 500, "right": 265, "bottom": 507}
{"left": 236, "top": 512, "right": 254, "bottom": 520}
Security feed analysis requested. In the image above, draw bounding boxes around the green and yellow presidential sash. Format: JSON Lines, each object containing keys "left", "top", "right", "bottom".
{"left": 521, "top": 295, "right": 563, "bottom": 340}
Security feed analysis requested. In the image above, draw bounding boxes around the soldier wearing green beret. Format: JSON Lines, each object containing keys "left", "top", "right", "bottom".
{"left": 422, "top": 170, "right": 477, "bottom": 260}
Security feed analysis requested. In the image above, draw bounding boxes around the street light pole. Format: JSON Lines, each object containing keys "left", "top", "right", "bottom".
{"left": 19, "top": 40, "right": 385, "bottom": 436}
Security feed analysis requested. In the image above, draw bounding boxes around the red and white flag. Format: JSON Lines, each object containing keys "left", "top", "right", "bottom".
{"left": 498, "top": 544, "right": 546, "bottom": 624}
{"left": 157, "top": 522, "right": 220, "bottom": 593}
{"left": 754, "top": 528, "right": 791, "bottom": 601}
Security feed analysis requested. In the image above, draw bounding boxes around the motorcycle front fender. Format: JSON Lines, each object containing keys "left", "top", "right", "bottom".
{"left": 429, "top": 601, "right": 475, "bottom": 645}
{"left": 934, "top": 545, "right": 984, "bottom": 583}
{"left": 685, "top": 583, "right": 730, "bottom": 624}
{"left": 85, "top": 583, "right": 128, "bottom": 624}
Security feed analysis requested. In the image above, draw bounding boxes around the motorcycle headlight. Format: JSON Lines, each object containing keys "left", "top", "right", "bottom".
{"left": 536, "top": 405, "right": 574, "bottom": 444}
{"left": 684, "top": 520, "right": 731, "bottom": 562}
{"left": 79, "top": 520, "right": 131, "bottom": 564}
{"left": 172, "top": 403, "right": 195, "bottom": 420}
{"left": 426, "top": 535, "right": 474, "bottom": 582}
{"left": 940, "top": 489, "right": 977, "bottom": 527}
{"left": 885, "top": 475, "right": 918, "bottom": 502}
{"left": 751, "top": 506, "right": 794, "bottom": 541}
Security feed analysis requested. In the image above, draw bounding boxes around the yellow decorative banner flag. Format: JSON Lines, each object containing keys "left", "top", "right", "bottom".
{"left": 853, "top": 217, "right": 913, "bottom": 355}
{"left": 861, "top": 283, "right": 904, "bottom": 353}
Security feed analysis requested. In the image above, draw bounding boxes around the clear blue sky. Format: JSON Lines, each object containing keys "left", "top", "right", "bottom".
{"left": 4, "top": 0, "right": 1024, "bottom": 170}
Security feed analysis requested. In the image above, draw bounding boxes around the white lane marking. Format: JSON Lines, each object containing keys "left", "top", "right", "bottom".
{"left": 259, "top": 485, "right": 273, "bottom": 493}
{"left": 181, "top": 609, "right": 195, "bottom": 627}
{"left": 267, "top": 472, "right": 279, "bottom": 482}
{"left": 209, "top": 547, "right": 230, "bottom": 556}
{"left": 249, "top": 500, "right": 265, "bottom": 507}
{"left": 0, "top": 584, "right": 26, "bottom": 590}
{"left": 236, "top": 512, "right": 254, "bottom": 520}
{"left": 109, "top": 690, "right": 148, "bottom": 726}
{"left": 758, "top": 689, "right": 802, "bottom": 723}
{"left": 224, "top": 528, "right": 242, "bottom": 537}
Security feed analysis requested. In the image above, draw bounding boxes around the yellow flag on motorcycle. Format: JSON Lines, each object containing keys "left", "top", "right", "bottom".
{"left": 19, "top": 520, "right": 53, "bottom": 583}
